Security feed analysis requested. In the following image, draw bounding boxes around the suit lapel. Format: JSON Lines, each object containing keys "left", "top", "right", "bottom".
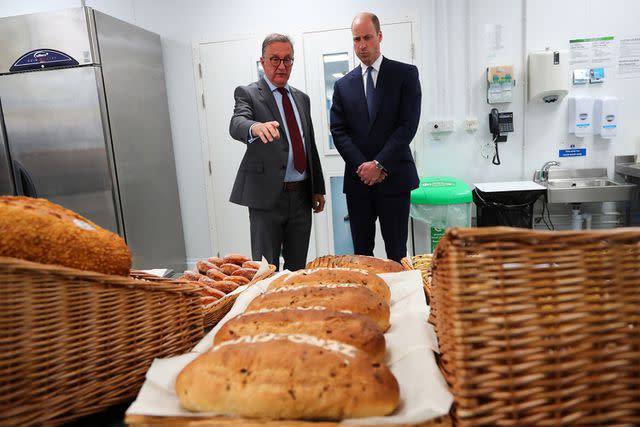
{"left": 257, "top": 79, "right": 285, "bottom": 130}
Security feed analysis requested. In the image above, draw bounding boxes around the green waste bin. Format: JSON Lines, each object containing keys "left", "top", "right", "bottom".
{"left": 410, "top": 176, "right": 472, "bottom": 254}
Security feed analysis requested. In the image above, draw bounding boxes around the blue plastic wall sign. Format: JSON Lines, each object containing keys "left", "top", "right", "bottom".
{"left": 559, "top": 148, "right": 587, "bottom": 157}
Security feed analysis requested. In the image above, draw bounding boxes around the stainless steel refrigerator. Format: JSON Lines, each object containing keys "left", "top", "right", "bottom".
{"left": 0, "top": 7, "right": 186, "bottom": 271}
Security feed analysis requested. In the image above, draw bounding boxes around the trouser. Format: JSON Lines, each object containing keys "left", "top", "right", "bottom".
{"left": 249, "top": 184, "right": 311, "bottom": 271}
{"left": 346, "top": 191, "right": 410, "bottom": 262}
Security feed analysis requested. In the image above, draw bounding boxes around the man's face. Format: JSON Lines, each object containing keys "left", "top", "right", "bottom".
{"left": 352, "top": 18, "right": 382, "bottom": 66}
{"left": 260, "top": 41, "right": 294, "bottom": 87}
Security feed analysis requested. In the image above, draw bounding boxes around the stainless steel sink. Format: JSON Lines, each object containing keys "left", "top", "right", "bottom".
{"left": 615, "top": 155, "right": 640, "bottom": 180}
{"left": 535, "top": 168, "right": 635, "bottom": 203}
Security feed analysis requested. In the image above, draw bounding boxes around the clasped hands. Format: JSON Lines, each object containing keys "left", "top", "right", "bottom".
{"left": 357, "top": 161, "right": 387, "bottom": 186}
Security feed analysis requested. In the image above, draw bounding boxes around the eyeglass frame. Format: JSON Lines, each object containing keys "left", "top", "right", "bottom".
{"left": 265, "top": 56, "right": 294, "bottom": 68}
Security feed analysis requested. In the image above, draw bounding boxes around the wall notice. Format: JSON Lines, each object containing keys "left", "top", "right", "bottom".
{"left": 569, "top": 36, "right": 614, "bottom": 69}
{"left": 618, "top": 36, "right": 640, "bottom": 79}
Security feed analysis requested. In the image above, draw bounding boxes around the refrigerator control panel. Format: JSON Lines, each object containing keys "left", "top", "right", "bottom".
{"left": 10, "top": 49, "right": 78, "bottom": 72}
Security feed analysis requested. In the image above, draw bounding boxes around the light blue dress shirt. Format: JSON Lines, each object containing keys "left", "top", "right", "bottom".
{"left": 248, "top": 76, "right": 308, "bottom": 182}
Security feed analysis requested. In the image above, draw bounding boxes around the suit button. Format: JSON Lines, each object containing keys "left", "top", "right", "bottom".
{"left": 282, "top": 147, "right": 287, "bottom": 152}
{"left": 281, "top": 166, "right": 286, "bottom": 170}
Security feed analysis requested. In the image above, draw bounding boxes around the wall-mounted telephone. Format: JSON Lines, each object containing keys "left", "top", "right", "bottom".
{"left": 488, "top": 108, "right": 513, "bottom": 165}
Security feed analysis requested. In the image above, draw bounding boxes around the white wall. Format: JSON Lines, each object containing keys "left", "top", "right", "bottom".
{"left": 2, "top": 0, "right": 639, "bottom": 260}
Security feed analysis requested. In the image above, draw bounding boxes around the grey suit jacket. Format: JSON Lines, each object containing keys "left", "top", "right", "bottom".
{"left": 229, "top": 78, "right": 325, "bottom": 209}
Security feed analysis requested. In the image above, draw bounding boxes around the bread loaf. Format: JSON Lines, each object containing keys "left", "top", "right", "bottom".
{"left": 306, "top": 255, "right": 403, "bottom": 273}
{"left": 176, "top": 333, "right": 399, "bottom": 419}
{"left": 0, "top": 196, "right": 131, "bottom": 276}
{"left": 215, "top": 307, "right": 386, "bottom": 361}
{"left": 268, "top": 268, "right": 390, "bottom": 304}
{"left": 247, "top": 284, "right": 390, "bottom": 331}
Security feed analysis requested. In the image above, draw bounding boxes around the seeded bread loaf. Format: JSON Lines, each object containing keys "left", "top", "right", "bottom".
{"left": 268, "top": 268, "right": 390, "bottom": 304}
{"left": 215, "top": 307, "right": 386, "bottom": 361}
{"left": 175, "top": 333, "right": 400, "bottom": 419}
{"left": 306, "top": 255, "right": 404, "bottom": 273}
{"left": 0, "top": 196, "right": 131, "bottom": 276}
{"left": 246, "top": 284, "right": 390, "bottom": 331}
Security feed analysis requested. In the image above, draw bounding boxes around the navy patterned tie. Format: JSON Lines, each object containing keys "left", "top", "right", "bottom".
{"left": 366, "top": 66, "right": 376, "bottom": 120}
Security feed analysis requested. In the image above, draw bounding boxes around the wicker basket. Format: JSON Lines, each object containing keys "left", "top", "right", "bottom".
{"left": 430, "top": 227, "right": 640, "bottom": 426}
{"left": 0, "top": 257, "right": 203, "bottom": 427}
{"left": 202, "top": 263, "right": 277, "bottom": 328}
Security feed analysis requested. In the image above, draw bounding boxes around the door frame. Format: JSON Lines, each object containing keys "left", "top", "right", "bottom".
{"left": 192, "top": 34, "right": 257, "bottom": 258}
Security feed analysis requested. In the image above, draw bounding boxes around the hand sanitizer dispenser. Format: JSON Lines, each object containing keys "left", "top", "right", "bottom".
{"left": 594, "top": 96, "right": 618, "bottom": 139}
{"left": 568, "top": 96, "right": 594, "bottom": 137}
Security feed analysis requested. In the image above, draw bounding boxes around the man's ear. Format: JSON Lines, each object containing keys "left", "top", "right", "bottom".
{"left": 378, "top": 31, "right": 383, "bottom": 43}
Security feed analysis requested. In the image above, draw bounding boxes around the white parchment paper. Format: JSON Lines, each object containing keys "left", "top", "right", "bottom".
{"left": 126, "top": 270, "right": 453, "bottom": 425}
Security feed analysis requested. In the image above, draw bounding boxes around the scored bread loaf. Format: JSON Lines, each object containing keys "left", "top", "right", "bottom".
{"left": 246, "top": 284, "right": 390, "bottom": 331}
{"left": 215, "top": 307, "right": 386, "bottom": 362}
{"left": 0, "top": 196, "right": 131, "bottom": 276}
{"left": 306, "top": 255, "right": 404, "bottom": 273}
{"left": 176, "top": 333, "right": 400, "bottom": 419}
{"left": 268, "top": 268, "right": 390, "bottom": 304}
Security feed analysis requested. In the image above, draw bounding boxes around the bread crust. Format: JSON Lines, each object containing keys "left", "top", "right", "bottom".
{"left": 0, "top": 196, "right": 131, "bottom": 276}
{"left": 215, "top": 307, "right": 386, "bottom": 361}
{"left": 306, "top": 255, "right": 404, "bottom": 273}
{"left": 268, "top": 268, "right": 390, "bottom": 304}
{"left": 247, "top": 284, "right": 390, "bottom": 331}
{"left": 176, "top": 333, "right": 399, "bottom": 419}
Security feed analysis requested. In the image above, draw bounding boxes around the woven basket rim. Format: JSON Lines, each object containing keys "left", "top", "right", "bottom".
{"left": 444, "top": 226, "right": 640, "bottom": 242}
{"left": 1, "top": 256, "right": 202, "bottom": 296}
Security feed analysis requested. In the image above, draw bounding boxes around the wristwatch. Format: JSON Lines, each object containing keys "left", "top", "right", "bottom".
{"left": 373, "top": 160, "right": 386, "bottom": 171}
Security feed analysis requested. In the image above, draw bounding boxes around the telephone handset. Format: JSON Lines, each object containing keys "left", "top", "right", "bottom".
{"left": 489, "top": 108, "right": 513, "bottom": 142}
{"left": 488, "top": 108, "right": 513, "bottom": 165}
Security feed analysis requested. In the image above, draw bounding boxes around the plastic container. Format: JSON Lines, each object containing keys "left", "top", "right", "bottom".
{"left": 410, "top": 177, "right": 472, "bottom": 254}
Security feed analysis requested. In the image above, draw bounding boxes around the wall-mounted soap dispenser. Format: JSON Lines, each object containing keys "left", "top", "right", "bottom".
{"left": 594, "top": 96, "right": 618, "bottom": 139}
{"left": 528, "top": 48, "right": 569, "bottom": 103}
{"left": 568, "top": 96, "right": 594, "bottom": 137}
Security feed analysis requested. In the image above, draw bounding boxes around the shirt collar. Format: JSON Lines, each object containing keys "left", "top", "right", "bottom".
{"left": 361, "top": 54, "right": 383, "bottom": 76}
{"left": 263, "top": 76, "right": 290, "bottom": 94}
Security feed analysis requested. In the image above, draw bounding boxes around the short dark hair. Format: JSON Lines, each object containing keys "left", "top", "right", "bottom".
{"left": 353, "top": 12, "right": 381, "bottom": 33}
{"left": 261, "top": 33, "right": 294, "bottom": 57}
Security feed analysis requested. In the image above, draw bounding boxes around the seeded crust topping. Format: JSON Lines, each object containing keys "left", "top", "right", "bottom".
{"left": 240, "top": 306, "right": 353, "bottom": 316}
{"left": 211, "top": 333, "right": 358, "bottom": 358}
{"left": 265, "top": 283, "right": 361, "bottom": 294}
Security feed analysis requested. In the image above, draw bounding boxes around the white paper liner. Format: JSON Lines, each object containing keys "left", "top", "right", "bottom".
{"left": 127, "top": 269, "right": 453, "bottom": 425}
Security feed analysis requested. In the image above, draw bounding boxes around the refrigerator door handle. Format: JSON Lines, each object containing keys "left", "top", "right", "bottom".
{"left": 0, "top": 98, "right": 16, "bottom": 195}
{"left": 13, "top": 160, "right": 37, "bottom": 198}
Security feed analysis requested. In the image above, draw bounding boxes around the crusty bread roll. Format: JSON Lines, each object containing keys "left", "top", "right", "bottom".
{"left": 247, "top": 284, "right": 390, "bottom": 331}
{"left": 215, "top": 307, "right": 386, "bottom": 362}
{"left": 306, "top": 255, "right": 403, "bottom": 273}
{"left": 176, "top": 333, "right": 399, "bottom": 419}
{"left": 0, "top": 196, "right": 131, "bottom": 276}
{"left": 268, "top": 268, "right": 390, "bottom": 304}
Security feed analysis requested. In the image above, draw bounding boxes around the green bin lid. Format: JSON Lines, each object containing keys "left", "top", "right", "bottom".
{"left": 410, "top": 176, "right": 472, "bottom": 205}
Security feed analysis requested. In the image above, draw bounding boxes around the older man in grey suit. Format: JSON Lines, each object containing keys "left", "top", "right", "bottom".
{"left": 229, "top": 33, "right": 325, "bottom": 271}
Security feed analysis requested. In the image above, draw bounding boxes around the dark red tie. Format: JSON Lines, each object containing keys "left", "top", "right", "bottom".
{"left": 276, "top": 87, "right": 306, "bottom": 173}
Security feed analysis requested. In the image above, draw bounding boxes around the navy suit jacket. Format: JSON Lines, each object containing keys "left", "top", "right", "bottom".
{"left": 330, "top": 57, "right": 421, "bottom": 196}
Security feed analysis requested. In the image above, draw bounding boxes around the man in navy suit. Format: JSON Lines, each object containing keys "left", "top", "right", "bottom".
{"left": 330, "top": 12, "right": 421, "bottom": 262}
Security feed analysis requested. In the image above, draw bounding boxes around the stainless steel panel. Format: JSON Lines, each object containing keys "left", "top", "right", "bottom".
{"left": 94, "top": 11, "right": 186, "bottom": 271}
{"left": 0, "top": 66, "right": 120, "bottom": 232}
{"left": 0, "top": 7, "right": 98, "bottom": 74}
{"left": 0, "top": 99, "right": 14, "bottom": 194}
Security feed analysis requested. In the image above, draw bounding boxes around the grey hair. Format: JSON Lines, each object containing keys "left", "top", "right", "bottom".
{"left": 261, "top": 33, "right": 294, "bottom": 57}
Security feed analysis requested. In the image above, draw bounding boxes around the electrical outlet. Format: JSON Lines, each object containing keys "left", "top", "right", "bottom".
{"left": 429, "top": 120, "right": 454, "bottom": 134}
{"left": 464, "top": 117, "right": 480, "bottom": 132}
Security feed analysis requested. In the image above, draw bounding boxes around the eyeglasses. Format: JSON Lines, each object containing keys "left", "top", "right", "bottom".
{"left": 268, "top": 56, "right": 294, "bottom": 67}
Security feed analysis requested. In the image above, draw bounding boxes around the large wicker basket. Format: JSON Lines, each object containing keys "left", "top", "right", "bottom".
{"left": 0, "top": 257, "right": 203, "bottom": 426}
{"left": 430, "top": 227, "right": 640, "bottom": 426}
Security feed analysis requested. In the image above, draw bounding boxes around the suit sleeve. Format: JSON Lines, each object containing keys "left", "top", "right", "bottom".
{"left": 229, "top": 86, "right": 258, "bottom": 143}
{"left": 330, "top": 80, "right": 368, "bottom": 168}
{"left": 375, "top": 65, "right": 422, "bottom": 167}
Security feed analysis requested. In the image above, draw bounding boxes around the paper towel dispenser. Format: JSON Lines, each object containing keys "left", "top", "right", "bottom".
{"left": 528, "top": 48, "right": 569, "bottom": 103}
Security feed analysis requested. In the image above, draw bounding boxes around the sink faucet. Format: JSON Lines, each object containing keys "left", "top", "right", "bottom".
{"left": 537, "top": 161, "right": 561, "bottom": 182}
